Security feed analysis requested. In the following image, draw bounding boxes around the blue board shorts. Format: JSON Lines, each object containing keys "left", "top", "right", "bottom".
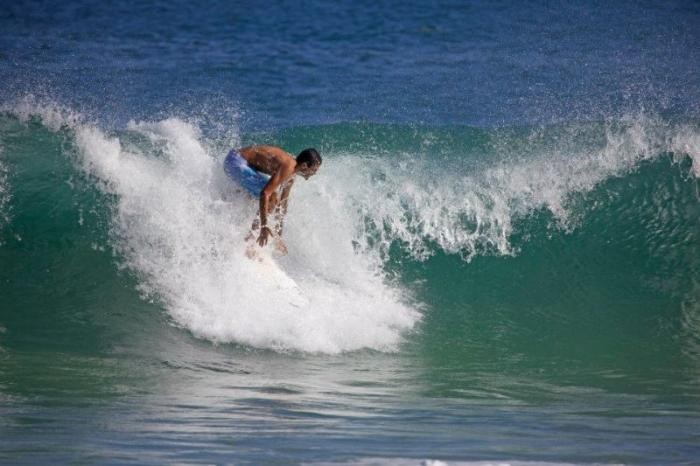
{"left": 224, "top": 150, "right": 271, "bottom": 197}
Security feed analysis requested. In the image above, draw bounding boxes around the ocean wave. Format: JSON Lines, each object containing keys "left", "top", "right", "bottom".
{"left": 1, "top": 97, "right": 698, "bottom": 354}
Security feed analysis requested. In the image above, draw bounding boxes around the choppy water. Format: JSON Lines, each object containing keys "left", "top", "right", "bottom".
{"left": 1, "top": 1, "right": 699, "bottom": 464}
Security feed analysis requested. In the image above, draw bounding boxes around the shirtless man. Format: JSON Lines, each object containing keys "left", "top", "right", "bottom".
{"left": 224, "top": 145, "right": 321, "bottom": 253}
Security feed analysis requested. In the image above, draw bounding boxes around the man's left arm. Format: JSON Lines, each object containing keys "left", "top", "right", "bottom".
{"left": 274, "top": 180, "right": 294, "bottom": 236}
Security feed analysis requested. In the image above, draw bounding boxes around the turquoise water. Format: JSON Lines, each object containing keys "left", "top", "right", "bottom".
{"left": 1, "top": 1, "right": 700, "bottom": 464}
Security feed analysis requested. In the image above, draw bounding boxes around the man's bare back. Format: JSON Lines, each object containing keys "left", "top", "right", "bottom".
{"left": 239, "top": 145, "right": 295, "bottom": 176}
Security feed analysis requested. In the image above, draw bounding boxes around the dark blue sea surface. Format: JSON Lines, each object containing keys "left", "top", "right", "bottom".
{"left": 3, "top": 0, "right": 699, "bottom": 128}
{"left": 1, "top": 1, "right": 699, "bottom": 464}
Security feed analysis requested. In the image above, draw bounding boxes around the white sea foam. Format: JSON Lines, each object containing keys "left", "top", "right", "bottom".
{"left": 334, "top": 114, "right": 700, "bottom": 261}
{"left": 670, "top": 123, "right": 700, "bottom": 178}
{"left": 71, "top": 116, "right": 418, "bottom": 353}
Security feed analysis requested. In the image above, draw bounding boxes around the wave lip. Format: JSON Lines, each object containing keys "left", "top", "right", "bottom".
{"left": 330, "top": 115, "right": 700, "bottom": 262}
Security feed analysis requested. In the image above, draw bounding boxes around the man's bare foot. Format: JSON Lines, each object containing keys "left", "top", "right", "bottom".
{"left": 273, "top": 237, "right": 288, "bottom": 255}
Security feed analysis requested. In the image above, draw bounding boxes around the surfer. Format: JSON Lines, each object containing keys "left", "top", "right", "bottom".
{"left": 224, "top": 146, "right": 321, "bottom": 254}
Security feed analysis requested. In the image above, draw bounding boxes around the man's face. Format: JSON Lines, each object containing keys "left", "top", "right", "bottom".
{"left": 299, "top": 163, "right": 319, "bottom": 179}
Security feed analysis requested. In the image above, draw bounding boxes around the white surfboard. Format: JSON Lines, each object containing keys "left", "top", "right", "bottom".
{"left": 251, "top": 250, "right": 309, "bottom": 308}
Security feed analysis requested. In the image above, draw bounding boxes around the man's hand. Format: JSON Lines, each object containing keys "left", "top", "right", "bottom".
{"left": 257, "top": 226, "right": 272, "bottom": 247}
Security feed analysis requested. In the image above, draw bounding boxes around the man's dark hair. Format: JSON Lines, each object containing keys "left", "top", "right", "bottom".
{"left": 296, "top": 148, "right": 322, "bottom": 166}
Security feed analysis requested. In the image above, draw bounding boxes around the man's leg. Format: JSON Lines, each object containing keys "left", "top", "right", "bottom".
{"left": 267, "top": 192, "right": 279, "bottom": 214}
{"left": 267, "top": 192, "right": 288, "bottom": 255}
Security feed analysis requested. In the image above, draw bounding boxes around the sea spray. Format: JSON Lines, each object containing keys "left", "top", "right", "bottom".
{"left": 321, "top": 115, "right": 700, "bottom": 262}
{"left": 0, "top": 149, "right": 10, "bottom": 236}
{"left": 72, "top": 115, "right": 419, "bottom": 353}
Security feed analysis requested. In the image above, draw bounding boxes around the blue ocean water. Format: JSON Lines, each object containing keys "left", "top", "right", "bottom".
{"left": 3, "top": 0, "right": 699, "bottom": 128}
{"left": 1, "top": 1, "right": 700, "bottom": 464}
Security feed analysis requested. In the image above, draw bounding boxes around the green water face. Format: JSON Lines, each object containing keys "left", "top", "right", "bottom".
{"left": 0, "top": 117, "right": 162, "bottom": 357}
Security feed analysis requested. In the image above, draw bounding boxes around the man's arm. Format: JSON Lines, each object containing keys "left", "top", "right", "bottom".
{"left": 257, "top": 163, "right": 294, "bottom": 247}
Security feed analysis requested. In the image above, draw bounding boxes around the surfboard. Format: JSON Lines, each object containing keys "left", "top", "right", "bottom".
{"left": 252, "top": 250, "right": 309, "bottom": 308}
